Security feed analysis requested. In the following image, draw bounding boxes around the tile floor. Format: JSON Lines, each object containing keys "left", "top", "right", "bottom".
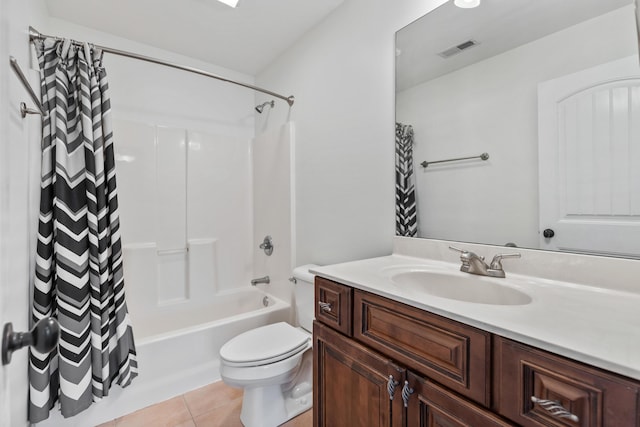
{"left": 96, "top": 381, "right": 312, "bottom": 427}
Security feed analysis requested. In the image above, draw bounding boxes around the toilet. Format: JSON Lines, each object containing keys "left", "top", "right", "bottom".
{"left": 219, "top": 265, "right": 317, "bottom": 427}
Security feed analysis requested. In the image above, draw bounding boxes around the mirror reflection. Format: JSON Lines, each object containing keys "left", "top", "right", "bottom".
{"left": 395, "top": 0, "right": 640, "bottom": 259}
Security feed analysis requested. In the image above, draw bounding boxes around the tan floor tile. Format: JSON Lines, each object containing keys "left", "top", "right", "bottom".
{"left": 281, "top": 409, "right": 313, "bottom": 427}
{"left": 115, "top": 396, "right": 192, "bottom": 427}
{"left": 192, "top": 398, "right": 243, "bottom": 427}
{"left": 174, "top": 421, "right": 197, "bottom": 427}
{"left": 96, "top": 421, "right": 116, "bottom": 427}
{"left": 184, "top": 381, "right": 243, "bottom": 417}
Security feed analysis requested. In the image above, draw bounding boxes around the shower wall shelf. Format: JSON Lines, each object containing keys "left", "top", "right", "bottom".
{"left": 420, "top": 152, "right": 489, "bottom": 168}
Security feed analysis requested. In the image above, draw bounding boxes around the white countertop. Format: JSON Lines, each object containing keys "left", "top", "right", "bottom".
{"left": 311, "top": 253, "right": 640, "bottom": 381}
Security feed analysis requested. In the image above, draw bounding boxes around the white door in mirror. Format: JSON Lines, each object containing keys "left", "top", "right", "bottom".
{"left": 538, "top": 56, "right": 640, "bottom": 258}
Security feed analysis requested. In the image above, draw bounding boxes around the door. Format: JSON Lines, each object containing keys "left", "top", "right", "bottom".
{"left": 0, "top": 61, "right": 34, "bottom": 425}
{"left": 0, "top": 259, "right": 7, "bottom": 427}
{"left": 1, "top": 0, "right": 43, "bottom": 425}
{"left": 314, "top": 322, "right": 406, "bottom": 427}
{"left": 538, "top": 56, "right": 640, "bottom": 258}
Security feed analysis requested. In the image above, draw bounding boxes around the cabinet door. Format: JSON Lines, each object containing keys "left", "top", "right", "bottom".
{"left": 406, "top": 372, "right": 516, "bottom": 427}
{"left": 314, "top": 321, "right": 405, "bottom": 427}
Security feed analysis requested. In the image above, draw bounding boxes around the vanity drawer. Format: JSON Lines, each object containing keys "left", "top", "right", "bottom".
{"left": 314, "top": 277, "right": 352, "bottom": 336}
{"left": 353, "top": 290, "right": 491, "bottom": 405}
{"left": 494, "top": 337, "right": 640, "bottom": 427}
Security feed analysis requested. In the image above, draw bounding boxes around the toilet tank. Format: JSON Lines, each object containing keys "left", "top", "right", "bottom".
{"left": 292, "top": 264, "right": 319, "bottom": 332}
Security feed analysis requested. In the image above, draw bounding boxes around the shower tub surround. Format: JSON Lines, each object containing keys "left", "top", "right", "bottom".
{"left": 32, "top": 119, "right": 297, "bottom": 426}
{"left": 38, "top": 287, "right": 290, "bottom": 427}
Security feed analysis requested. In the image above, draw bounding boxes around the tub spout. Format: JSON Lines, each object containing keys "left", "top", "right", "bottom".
{"left": 251, "top": 276, "right": 270, "bottom": 286}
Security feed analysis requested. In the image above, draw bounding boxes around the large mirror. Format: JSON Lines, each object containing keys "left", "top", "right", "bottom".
{"left": 395, "top": 0, "right": 640, "bottom": 259}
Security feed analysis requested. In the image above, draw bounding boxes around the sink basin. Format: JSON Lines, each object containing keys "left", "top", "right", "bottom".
{"left": 390, "top": 270, "right": 532, "bottom": 305}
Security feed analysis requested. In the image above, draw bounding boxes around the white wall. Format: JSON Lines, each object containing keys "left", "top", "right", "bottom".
{"left": 396, "top": 6, "right": 638, "bottom": 248}
{"left": 256, "top": 0, "right": 448, "bottom": 267}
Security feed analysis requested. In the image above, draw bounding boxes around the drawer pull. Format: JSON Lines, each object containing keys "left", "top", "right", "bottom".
{"left": 318, "top": 301, "right": 332, "bottom": 312}
{"left": 387, "top": 375, "right": 399, "bottom": 400}
{"left": 401, "top": 381, "right": 414, "bottom": 407}
{"left": 531, "top": 396, "right": 579, "bottom": 423}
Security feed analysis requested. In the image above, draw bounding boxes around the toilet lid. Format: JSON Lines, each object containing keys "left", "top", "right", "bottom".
{"left": 220, "top": 322, "right": 310, "bottom": 367}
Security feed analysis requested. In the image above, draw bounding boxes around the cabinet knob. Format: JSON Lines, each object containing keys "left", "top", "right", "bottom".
{"left": 387, "top": 375, "right": 399, "bottom": 400}
{"left": 531, "top": 396, "right": 579, "bottom": 423}
{"left": 401, "top": 381, "right": 414, "bottom": 408}
{"left": 318, "top": 301, "right": 332, "bottom": 313}
{"left": 543, "top": 228, "right": 555, "bottom": 238}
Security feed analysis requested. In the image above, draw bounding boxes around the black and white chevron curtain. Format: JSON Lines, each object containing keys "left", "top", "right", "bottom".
{"left": 395, "top": 122, "right": 417, "bottom": 237}
{"left": 29, "top": 38, "right": 138, "bottom": 422}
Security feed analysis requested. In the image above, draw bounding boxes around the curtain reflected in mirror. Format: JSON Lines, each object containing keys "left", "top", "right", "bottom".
{"left": 395, "top": 122, "right": 417, "bottom": 237}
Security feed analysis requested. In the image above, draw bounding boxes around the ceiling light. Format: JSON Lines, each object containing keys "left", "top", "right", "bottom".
{"left": 217, "top": 0, "right": 239, "bottom": 7}
{"left": 454, "top": 0, "right": 480, "bottom": 8}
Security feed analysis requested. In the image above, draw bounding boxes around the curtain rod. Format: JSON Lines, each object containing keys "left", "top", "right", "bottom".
{"left": 28, "top": 26, "right": 295, "bottom": 106}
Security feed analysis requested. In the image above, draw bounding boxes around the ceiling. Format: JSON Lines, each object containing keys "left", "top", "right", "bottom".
{"left": 44, "top": 0, "right": 345, "bottom": 75}
{"left": 396, "top": 0, "right": 634, "bottom": 91}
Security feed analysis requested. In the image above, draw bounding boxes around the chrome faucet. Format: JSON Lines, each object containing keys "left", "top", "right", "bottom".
{"left": 449, "top": 246, "right": 520, "bottom": 278}
{"left": 251, "top": 276, "right": 270, "bottom": 286}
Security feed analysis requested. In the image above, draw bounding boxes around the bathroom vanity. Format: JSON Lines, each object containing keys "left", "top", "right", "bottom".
{"left": 311, "top": 239, "right": 640, "bottom": 426}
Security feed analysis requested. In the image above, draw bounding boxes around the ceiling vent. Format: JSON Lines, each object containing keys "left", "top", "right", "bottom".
{"left": 438, "top": 39, "right": 479, "bottom": 58}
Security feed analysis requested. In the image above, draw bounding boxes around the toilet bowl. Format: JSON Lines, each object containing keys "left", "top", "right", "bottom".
{"left": 219, "top": 265, "right": 317, "bottom": 427}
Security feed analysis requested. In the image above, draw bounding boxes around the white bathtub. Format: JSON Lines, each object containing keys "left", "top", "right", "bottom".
{"left": 38, "top": 287, "right": 290, "bottom": 427}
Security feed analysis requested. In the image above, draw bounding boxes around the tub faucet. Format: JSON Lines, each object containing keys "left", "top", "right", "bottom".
{"left": 251, "top": 276, "right": 270, "bottom": 286}
{"left": 449, "top": 246, "right": 520, "bottom": 278}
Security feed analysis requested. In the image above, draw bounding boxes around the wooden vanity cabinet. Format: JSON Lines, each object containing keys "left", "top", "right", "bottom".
{"left": 314, "top": 279, "right": 505, "bottom": 426}
{"left": 314, "top": 277, "right": 640, "bottom": 427}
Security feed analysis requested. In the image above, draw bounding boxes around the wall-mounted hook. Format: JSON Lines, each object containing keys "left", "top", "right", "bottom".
{"left": 259, "top": 235, "right": 274, "bottom": 256}
{"left": 20, "top": 102, "right": 41, "bottom": 118}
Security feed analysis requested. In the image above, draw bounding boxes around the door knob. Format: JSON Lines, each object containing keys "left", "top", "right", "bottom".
{"left": 543, "top": 228, "right": 555, "bottom": 238}
{"left": 2, "top": 317, "right": 60, "bottom": 365}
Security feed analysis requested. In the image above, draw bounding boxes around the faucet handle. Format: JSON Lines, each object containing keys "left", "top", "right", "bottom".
{"left": 449, "top": 245, "right": 465, "bottom": 254}
{"left": 449, "top": 246, "right": 484, "bottom": 261}
{"left": 489, "top": 253, "right": 521, "bottom": 270}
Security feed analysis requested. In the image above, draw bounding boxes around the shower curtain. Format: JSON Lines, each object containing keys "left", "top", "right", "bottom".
{"left": 29, "top": 38, "right": 137, "bottom": 422}
{"left": 395, "top": 122, "right": 417, "bottom": 237}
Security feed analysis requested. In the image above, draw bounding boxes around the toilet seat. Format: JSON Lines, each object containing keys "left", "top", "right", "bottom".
{"left": 220, "top": 322, "right": 310, "bottom": 367}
